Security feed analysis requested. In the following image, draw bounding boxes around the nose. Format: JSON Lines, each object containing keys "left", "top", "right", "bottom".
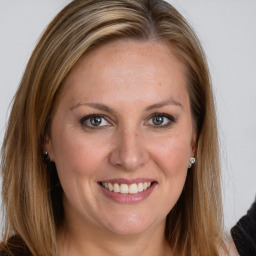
{"left": 109, "top": 129, "right": 149, "bottom": 171}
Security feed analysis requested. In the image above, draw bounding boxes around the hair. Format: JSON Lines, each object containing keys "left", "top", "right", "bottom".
{"left": 1, "top": 0, "right": 225, "bottom": 255}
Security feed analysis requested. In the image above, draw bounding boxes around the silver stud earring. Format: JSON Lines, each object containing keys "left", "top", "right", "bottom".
{"left": 44, "top": 151, "right": 54, "bottom": 171}
{"left": 44, "top": 151, "right": 50, "bottom": 162}
{"left": 188, "top": 157, "right": 196, "bottom": 168}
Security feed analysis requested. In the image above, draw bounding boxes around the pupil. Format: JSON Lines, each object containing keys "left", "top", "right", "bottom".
{"left": 153, "top": 116, "right": 163, "bottom": 125}
{"left": 90, "top": 117, "right": 102, "bottom": 126}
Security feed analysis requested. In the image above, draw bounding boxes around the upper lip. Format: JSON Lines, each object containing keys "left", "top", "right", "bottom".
{"left": 99, "top": 178, "right": 156, "bottom": 185}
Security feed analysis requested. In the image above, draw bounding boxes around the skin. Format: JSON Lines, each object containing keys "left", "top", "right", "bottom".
{"left": 45, "top": 39, "right": 196, "bottom": 256}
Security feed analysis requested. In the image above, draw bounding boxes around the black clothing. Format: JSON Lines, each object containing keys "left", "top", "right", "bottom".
{"left": 231, "top": 199, "right": 256, "bottom": 256}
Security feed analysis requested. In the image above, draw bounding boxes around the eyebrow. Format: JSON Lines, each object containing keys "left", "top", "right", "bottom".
{"left": 70, "top": 103, "right": 117, "bottom": 114}
{"left": 70, "top": 98, "right": 183, "bottom": 113}
{"left": 145, "top": 98, "right": 183, "bottom": 111}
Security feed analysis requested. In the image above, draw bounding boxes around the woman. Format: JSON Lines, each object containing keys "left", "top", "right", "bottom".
{"left": 1, "top": 0, "right": 227, "bottom": 255}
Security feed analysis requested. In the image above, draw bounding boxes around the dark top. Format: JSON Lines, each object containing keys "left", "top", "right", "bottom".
{"left": 0, "top": 235, "right": 32, "bottom": 256}
{"left": 231, "top": 199, "right": 256, "bottom": 256}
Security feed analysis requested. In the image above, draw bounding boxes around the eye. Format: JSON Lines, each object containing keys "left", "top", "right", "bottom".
{"left": 80, "top": 115, "right": 111, "bottom": 128}
{"left": 147, "top": 113, "right": 175, "bottom": 128}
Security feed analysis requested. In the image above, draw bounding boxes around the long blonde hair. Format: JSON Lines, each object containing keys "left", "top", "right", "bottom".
{"left": 1, "top": 0, "right": 224, "bottom": 255}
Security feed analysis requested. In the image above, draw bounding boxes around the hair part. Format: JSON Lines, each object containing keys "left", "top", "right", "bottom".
{"left": 1, "top": 0, "right": 224, "bottom": 255}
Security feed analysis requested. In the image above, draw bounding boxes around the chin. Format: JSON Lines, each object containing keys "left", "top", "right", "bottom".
{"left": 102, "top": 212, "right": 163, "bottom": 236}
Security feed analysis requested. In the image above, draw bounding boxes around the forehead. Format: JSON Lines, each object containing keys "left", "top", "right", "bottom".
{"left": 76, "top": 39, "right": 185, "bottom": 72}
{"left": 59, "top": 39, "right": 188, "bottom": 108}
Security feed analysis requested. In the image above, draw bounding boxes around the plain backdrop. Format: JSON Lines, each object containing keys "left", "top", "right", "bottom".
{"left": 0, "top": 0, "right": 256, "bottom": 234}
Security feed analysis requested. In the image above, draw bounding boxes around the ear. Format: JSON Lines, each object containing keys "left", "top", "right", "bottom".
{"left": 44, "top": 135, "right": 55, "bottom": 161}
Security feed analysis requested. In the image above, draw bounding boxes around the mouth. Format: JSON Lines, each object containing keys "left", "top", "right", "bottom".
{"left": 99, "top": 180, "right": 156, "bottom": 195}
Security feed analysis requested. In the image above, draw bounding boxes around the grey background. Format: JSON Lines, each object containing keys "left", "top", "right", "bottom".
{"left": 0, "top": 0, "right": 256, "bottom": 233}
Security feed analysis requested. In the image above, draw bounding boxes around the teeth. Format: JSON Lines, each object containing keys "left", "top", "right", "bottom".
{"left": 129, "top": 183, "right": 138, "bottom": 194}
{"left": 138, "top": 183, "right": 144, "bottom": 192}
{"left": 108, "top": 183, "right": 113, "bottom": 191}
{"left": 102, "top": 182, "right": 152, "bottom": 194}
{"left": 113, "top": 183, "right": 120, "bottom": 193}
{"left": 120, "top": 184, "right": 129, "bottom": 194}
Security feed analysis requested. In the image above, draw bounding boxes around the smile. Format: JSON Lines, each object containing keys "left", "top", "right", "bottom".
{"left": 101, "top": 182, "right": 152, "bottom": 194}
{"left": 98, "top": 179, "right": 157, "bottom": 203}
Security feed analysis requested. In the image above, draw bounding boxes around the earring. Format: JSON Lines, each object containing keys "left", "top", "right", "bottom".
{"left": 44, "top": 151, "right": 57, "bottom": 172}
{"left": 44, "top": 152, "right": 61, "bottom": 190}
{"left": 188, "top": 157, "right": 196, "bottom": 168}
{"left": 44, "top": 151, "right": 50, "bottom": 163}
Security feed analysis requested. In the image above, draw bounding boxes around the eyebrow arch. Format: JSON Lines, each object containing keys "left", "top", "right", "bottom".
{"left": 145, "top": 98, "right": 183, "bottom": 111}
{"left": 70, "top": 98, "right": 183, "bottom": 113}
{"left": 70, "top": 102, "right": 117, "bottom": 114}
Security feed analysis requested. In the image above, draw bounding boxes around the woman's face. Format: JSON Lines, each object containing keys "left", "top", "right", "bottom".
{"left": 46, "top": 40, "right": 196, "bottom": 236}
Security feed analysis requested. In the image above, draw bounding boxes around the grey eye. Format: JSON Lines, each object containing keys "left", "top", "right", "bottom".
{"left": 146, "top": 114, "right": 175, "bottom": 128}
{"left": 89, "top": 116, "right": 102, "bottom": 126}
{"left": 152, "top": 116, "right": 164, "bottom": 125}
{"left": 80, "top": 115, "right": 110, "bottom": 128}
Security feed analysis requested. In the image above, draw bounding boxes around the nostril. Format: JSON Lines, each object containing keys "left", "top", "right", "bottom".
{"left": 109, "top": 148, "right": 149, "bottom": 171}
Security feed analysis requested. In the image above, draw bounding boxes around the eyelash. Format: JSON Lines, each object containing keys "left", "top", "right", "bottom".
{"left": 80, "top": 113, "right": 176, "bottom": 129}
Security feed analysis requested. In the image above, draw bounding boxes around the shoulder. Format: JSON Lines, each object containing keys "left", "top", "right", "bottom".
{"left": 231, "top": 199, "right": 256, "bottom": 255}
{"left": 0, "top": 236, "right": 31, "bottom": 256}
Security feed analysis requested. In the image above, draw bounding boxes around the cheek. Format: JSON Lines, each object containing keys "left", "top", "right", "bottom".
{"left": 151, "top": 133, "right": 192, "bottom": 174}
{"left": 152, "top": 135, "right": 191, "bottom": 208}
{"left": 51, "top": 132, "right": 108, "bottom": 207}
{"left": 51, "top": 128, "right": 108, "bottom": 179}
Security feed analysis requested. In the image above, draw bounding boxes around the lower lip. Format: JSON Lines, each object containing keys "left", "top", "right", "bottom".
{"left": 99, "top": 183, "right": 156, "bottom": 204}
